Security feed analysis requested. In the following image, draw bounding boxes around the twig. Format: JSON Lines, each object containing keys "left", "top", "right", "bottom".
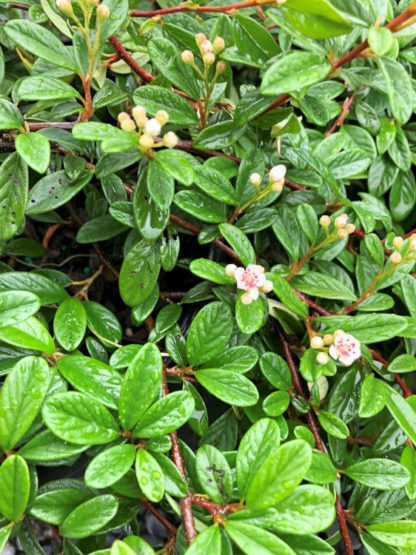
{"left": 140, "top": 499, "right": 177, "bottom": 537}
{"left": 325, "top": 94, "right": 355, "bottom": 136}
{"left": 109, "top": 35, "right": 154, "bottom": 83}
{"left": 130, "top": 0, "right": 276, "bottom": 17}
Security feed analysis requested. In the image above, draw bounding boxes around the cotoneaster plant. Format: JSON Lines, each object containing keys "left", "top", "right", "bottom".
{"left": 0, "top": 0, "right": 416, "bottom": 554}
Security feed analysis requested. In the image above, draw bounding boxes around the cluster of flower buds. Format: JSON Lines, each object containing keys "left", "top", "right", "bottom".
{"left": 389, "top": 234, "right": 416, "bottom": 265}
{"left": 250, "top": 164, "right": 287, "bottom": 194}
{"left": 118, "top": 106, "right": 178, "bottom": 152}
{"left": 57, "top": 0, "right": 109, "bottom": 21}
{"left": 225, "top": 264, "right": 273, "bottom": 305}
{"left": 181, "top": 34, "right": 226, "bottom": 74}
{"left": 319, "top": 213, "right": 355, "bottom": 239}
{"left": 311, "top": 330, "right": 361, "bottom": 367}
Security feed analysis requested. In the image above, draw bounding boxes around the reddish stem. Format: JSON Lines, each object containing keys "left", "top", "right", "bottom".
{"left": 335, "top": 496, "right": 354, "bottom": 555}
{"left": 130, "top": 0, "right": 275, "bottom": 16}
{"left": 325, "top": 94, "right": 355, "bottom": 136}
{"left": 140, "top": 499, "right": 177, "bottom": 537}
{"left": 109, "top": 35, "right": 154, "bottom": 83}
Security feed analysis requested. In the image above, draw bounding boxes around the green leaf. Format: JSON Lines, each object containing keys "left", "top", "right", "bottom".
{"left": 85, "top": 444, "right": 136, "bottom": 488}
{"left": 281, "top": 0, "right": 352, "bottom": 39}
{"left": 0, "top": 526, "right": 11, "bottom": 551}
{"left": 133, "top": 169, "right": 169, "bottom": 242}
{"left": 382, "top": 383, "right": 416, "bottom": 445}
{"left": 246, "top": 440, "right": 312, "bottom": 509}
{"left": 305, "top": 451, "right": 337, "bottom": 484}
{"left": 193, "top": 120, "right": 247, "bottom": 150}
{"left": 377, "top": 57, "right": 413, "bottom": 125}
{"left": 119, "top": 343, "right": 162, "bottom": 430}
{"left": 147, "top": 160, "right": 174, "bottom": 211}
{"left": 236, "top": 295, "right": 265, "bottom": 335}
{"left": 0, "top": 291, "right": 40, "bottom": 328}
{"left": 261, "top": 52, "right": 331, "bottom": 96}
{"left": 358, "top": 374, "right": 385, "bottom": 417}
{"left": 84, "top": 300, "right": 122, "bottom": 345}
{"left": 19, "top": 430, "right": 87, "bottom": 463}
{"left": 263, "top": 391, "right": 290, "bottom": 417}
{"left": 148, "top": 37, "right": 200, "bottom": 100}
{"left": 57, "top": 355, "right": 122, "bottom": 409}
{"left": 317, "top": 410, "right": 349, "bottom": 439}
{"left": 184, "top": 381, "right": 208, "bottom": 437}
{"left": 296, "top": 204, "right": 318, "bottom": 242}
{"left": 189, "top": 258, "right": 235, "bottom": 285}
{"left": 344, "top": 458, "right": 409, "bottom": 490}
{"left": 4, "top": 20, "right": 77, "bottom": 70}
{"left": 269, "top": 273, "right": 308, "bottom": 318}
{"left": 42, "top": 392, "right": 120, "bottom": 445}
{"left": 0, "top": 356, "right": 50, "bottom": 450}
{"left": 291, "top": 271, "right": 356, "bottom": 301}
{"left": 318, "top": 313, "right": 408, "bottom": 343}
{"left": 0, "top": 272, "right": 66, "bottom": 304}
{"left": 193, "top": 166, "right": 237, "bottom": 206}
{"left": 0, "top": 455, "right": 30, "bottom": 522}
{"left": 133, "top": 391, "right": 195, "bottom": 438}
{"left": 237, "top": 418, "right": 280, "bottom": 497}
{"left": 133, "top": 86, "right": 198, "bottom": 126}
{"left": 76, "top": 215, "right": 127, "bottom": 243}
{"left": 368, "top": 26, "right": 393, "bottom": 56}
{"left": 401, "top": 446, "right": 416, "bottom": 500}
{"left": 202, "top": 346, "right": 258, "bottom": 373}
{"left": 224, "top": 521, "right": 295, "bottom": 555}
{"left": 155, "top": 149, "right": 195, "bottom": 186}
{"left": 185, "top": 526, "right": 221, "bottom": 554}
{"left": 135, "top": 449, "right": 164, "bottom": 502}
{"left": 259, "top": 352, "right": 292, "bottom": 391}
{"left": 152, "top": 452, "right": 187, "bottom": 497}
{"left": 186, "top": 301, "right": 233, "bottom": 365}
{"left": 0, "top": 152, "right": 28, "bottom": 241}
{"left": 367, "top": 521, "right": 416, "bottom": 548}
{"left": 15, "top": 132, "right": 50, "bottom": 174}
{"left": 30, "top": 488, "right": 92, "bottom": 526}
{"left": 0, "top": 99, "right": 24, "bottom": 130}
{"left": 119, "top": 240, "right": 161, "bottom": 307}
{"left": 173, "top": 190, "right": 227, "bottom": 223}
{"left": 195, "top": 369, "right": 259, "bottom": 407}
{"left": 100, "top": 0, "right": 128, "bottom": 40}
{"left": 60, "top": 495, "right": 119, "bottom": 539}
{"left": 219, "top": 223, "right": 256, "bottom": 265}
{"left": 54, "top": 297, "right": 87, "bottom": 351}
{"left": 196, "top": 444, "right": 233, "bottom": 503}
{"left": 389, "top": 354, "right": 416, "bottom": 373}
{"left": 235, "top": 13, "right": 279, "bottom": 63}
{"left": 0, "top": 316, "right": 55, "bottom": 353}
{"left": 377, "top": 117, "right": 396, "bottom": 154}
{"left": 17, "top": 76, "right": 80, "bottom": 100}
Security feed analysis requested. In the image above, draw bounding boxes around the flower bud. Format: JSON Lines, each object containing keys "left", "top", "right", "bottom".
{"left": 145, "top": 118, "right": 161, "bottom": 137}
{"left": 323, "top": 334, "right": 333, "bottom": 345}
{"left": 200, "top": 40, "right": 213, "bottom": 55}
{"left": 120, "top": 117, "right": 136, "bottom": 132}
{"left": 195, "top": 33, "right": 207, "bottom": 46}
{"left": 333, "top": 329, "right": 344, "bottom": 338}
{"left": 335, "top": 214, "right": 348, "bottom": 228}
{"left": 310, "top": 336, "right": 324, "bottom": 349}
{"left": 118, "top": 111, "right": 130, "bottom": 123}
{"left": 203, "top": 53, "right": 215, "bottom": 66}
{"left": 216, "top": 61, "right": 227, "bottom": 74}
{"left": 269, "top": 164, "right": 286, "bottom": 182}
{"left": 86, "top": 0, "right": 99, "bottom": 6}
{"left": 337, "top": 228, "right": 348, "bottom": 239}
{"left": 319, "top": 215, "right": 330, "bottom": 227}
{"left": 261, "top": 280, "right": 273, "bottom": 293}
{"left": 241, "top": 291, "right": 253, "bottom": 305}
{"left": 163, "top": 131, "right": 178, "bottom": 149}
{"left": 345, "top": 223, "right": 355, "bottom": 234}
{"left": 225, "top": 264, "right": 237, "bottom": 277}
{"left": 249, "top": 172, "right": 262, "bottom": 187}
{"left": 393, "top": 236, "right": 404, "bottom": 250}
{"left": 316, "top": 352, "right": 329, "bottom": 365}
{"left": 213, "top": 36, "right": 225, "bottom": 54}
{"left": 96, "top": 3, "right": 110, "bottom": 21}
{"left": 155, "top": 110, "right": 169, "bottom": 126}
{"left": 56, "top": 0, "right": 74, "bottom": 16}
{"left": 271, "top": 180, "right": 284, "bottom": 193}
{"left": 132, "top": 105, "right": 147, "bottom": 128}
{"left": 411, "top": 239, "right": 416, "bottom": 252}
{"left": 181, "top": 50, "right": 194, "bottom": 65}
{"left": 139, "top": 133, "right": 154, "bottom": 150}
{"left": 390, "top": 251, "right": 402, "bottom": 264}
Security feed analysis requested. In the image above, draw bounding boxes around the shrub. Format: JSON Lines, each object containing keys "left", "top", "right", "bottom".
{"left": 0, "top": 0, "right": 416, "bottom": 553}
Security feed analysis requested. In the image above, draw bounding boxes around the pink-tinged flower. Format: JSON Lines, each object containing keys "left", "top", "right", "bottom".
{"left": 329, "top": 331, "right": 361, "bottom": 366}
{"left": 226, "top": 264, "right": 272, "bottom": 304}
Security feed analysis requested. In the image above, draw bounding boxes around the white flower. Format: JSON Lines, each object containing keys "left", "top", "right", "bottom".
{"left": 144, "top": 118, "right": 161, "bottom": 137}
{"left": 269, "top": 164, "right": 286, "bottom": 182}
{"left": 200, "top": 40, "right": 213, "bottom": 54}
{"left": 227, "top": 264, "right": 271, "bottom": 304}
{"left": 329, "top": 331, "right": 361, "bottom": 366}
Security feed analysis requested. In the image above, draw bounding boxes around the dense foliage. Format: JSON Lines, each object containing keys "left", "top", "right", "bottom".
{"left": 1, "top": 0, "right": 416, "bottom": 553}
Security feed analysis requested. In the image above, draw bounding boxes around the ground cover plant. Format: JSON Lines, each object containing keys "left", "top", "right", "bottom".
{"left": 1, "top": 0, "right": 416, "bottom": 553}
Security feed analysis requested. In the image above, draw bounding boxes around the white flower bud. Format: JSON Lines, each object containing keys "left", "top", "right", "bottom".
{"left": 271, "top": 180, "right": 284, "bottom": 193}
{"left": 97, "top": 4, "right": 110, "bottom": 21}
{"left": 195, "top": 33, "right": 207, "bottom": 46}
{"left": 216, "top": 61, "right": 227, "bottom": 74}
{"left": 139, "top": 133, "right": 154, "bottom": 150}
{"left": 163, "top": 131, "right": 178, "bottom": 149}
{"left": 155, "top": 110, "right": 169, "bottom": 126}
{"left": 120, "top": 117, "right": 136, "bottom": 132}
{"left": 200, "top": 40, "right": 213, "bottom": 55}
{"left": 56, "top": 0, "right": 73, "bottom": 15}
{"left": 323, "top": 334, "right": 333, "bottom": 345}
{"left": 390, "top": 251, "right": 402, "bottom": 264}
{"left": 411, "top": 239, "right": 416, "bottom": 252}
{"left": 333, "top": 329, "right": 345, "bottom": 338}
{"left": 144, "top": 118, "right": 161, "bottom": 137}
{"left": 345, "top": 223, "right": 355, "bottom": 234}
{"left": 181, "top": 50, "right": 194, "bottom": 65}
{"left": 203, "top": 53, "right": 215, "bottom": 66}
{"left": 118, "top": 111, "right": 130, "bottom": 123}
{"left": 132, "top": 105, "right": 147, "bottom": 128}
{"left": 225, "top": 264, "right": 237, "bottom": 277}
{"left": 213, "top": 36, "right": 225, "bottom": 54}
{"left": 319, "top": 215, "right": 330, "bottom": 227}
{"left": 249, "top": 172, "right": 262, "bottom": 187}
{"left": 269, "top": 164, "right": 286, "bottom": 182}
{"left": 260, "top": 280, "right": 273, "bottom": 293}
{"left": 393, "top": 236, "right": 404, "bottom": 250}
{"left": 241, "top": 291, "right": 253, "bottom": 305}
{"left": 310, "top": 336, "right": 324, "bottom": 349}
{"left": 337, "top": 228, "right": 348, "bottom": 239}
{"left": 334, "top": 214, "right": 348, "bottom": 228}
{"left": 316, "top": 352, "right": 329, "bottom": 365}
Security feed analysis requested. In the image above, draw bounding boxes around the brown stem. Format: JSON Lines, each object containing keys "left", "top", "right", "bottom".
{"left": 140, "top": 499, "right": 177, "bottom": 537}
{"left": 159, "top": 291, "right": 186, "bottom": 300}
{"left": 109, "top": 35, "right": 154, "bottom": 83}
{"left": 162, "top": 371, "right": 197, "bottom": 544}
{"left": 335, "top": 496, "right": 354, "bottom": 555}
{"left": 9, "top": 2, "right": 29, "bottom": 9}
{"left": 286, "top": 245, "right": 315, "bottom": 281}
{"left": 130, "top": 0, "right": 275, "bottom": 17}
{"left": 325, "top": 94, "right": 355, "bottom": 136}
